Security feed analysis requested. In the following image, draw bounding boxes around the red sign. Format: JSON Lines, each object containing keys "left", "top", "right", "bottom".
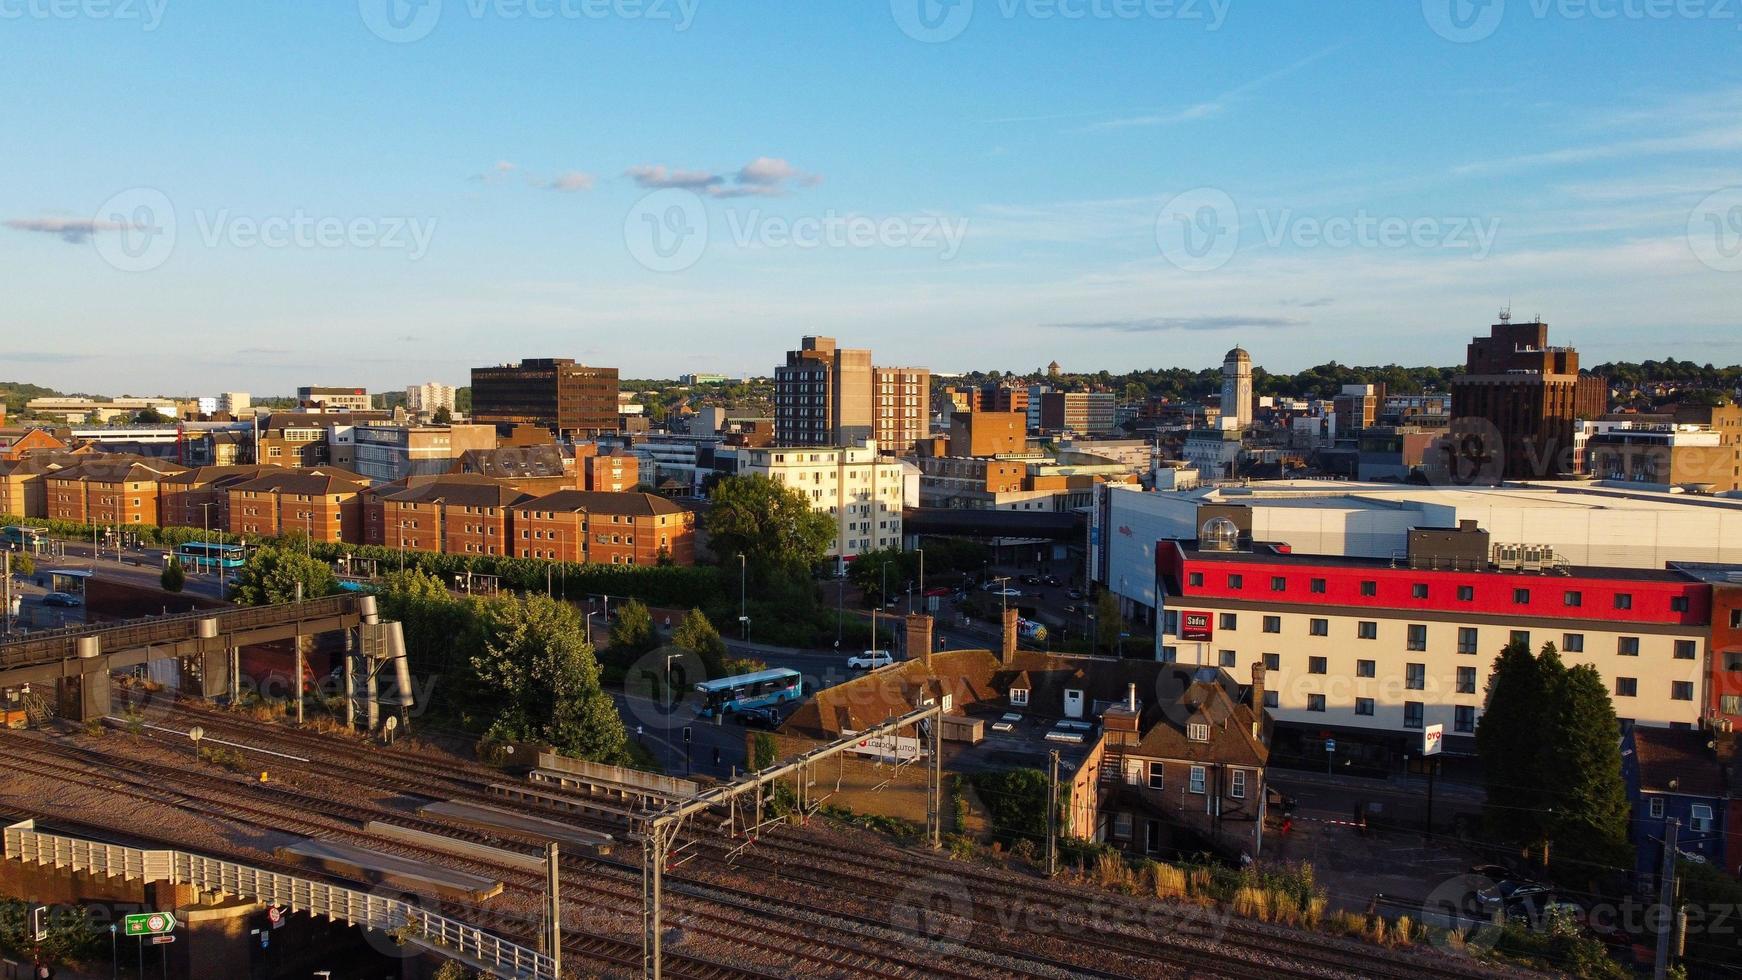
{"left": 1181, "top": 611, "right": 1214, "bottom": 641}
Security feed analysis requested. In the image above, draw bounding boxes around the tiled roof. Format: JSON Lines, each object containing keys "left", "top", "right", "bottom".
{"left": 228, "top": 468, "right": 371, "bottom": 496}
{"left": 1633, "top": 727, "right": 1730, "bottom": 798}
{"left": 43, "top": 455, "right": 185, "bottom": 483}
{"left": 373, "top": 476, "right": 532, "bottom": 509}
{"left": 453, "top": 446, "right": 567, "bottom": 479}
{"left": 518, "top": 490, "right": 685, "bottom": 518}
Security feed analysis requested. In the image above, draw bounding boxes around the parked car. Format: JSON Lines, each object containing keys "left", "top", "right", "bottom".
{"left": 42, "top": 592, "right": 82, "bottom": 608}
{"left": 1018, "top": 574, "right": 1039, "bottom": 586}
{"left": 732, "top": 707, "right": 783, "bottom": 729}
{"left": 1475, "top": 879, "right": 1553, "bottom": 917}
{"left": 1043, "top": 575, "right": 1062, "bottom": 587}
{"left": 848, "top": 650, "right": 893, "bottom": 670}
{"left": 1066, "top": 588, "right": 1084, "bottom": 600}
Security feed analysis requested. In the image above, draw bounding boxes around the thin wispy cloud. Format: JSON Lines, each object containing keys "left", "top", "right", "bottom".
{"left": 3, "top": 216, "right": 135, "bottom": 244}
{"left": 1454, "top": 89, "right": 1742, "bottom": 176}
{"left": 540, "top": 170, "right": 596, "bottom": 192}
{"left": 1050, "top": 315, "right": 1304, "bottom": 333}
{"left": 469, "top": 160, "right": 519, "bottom": 183}
{"left": 628, "top": 157, "right": 821, "bottom": 198}
{"left": 1072, "top": 43, "right": 1348, "bottom": 133}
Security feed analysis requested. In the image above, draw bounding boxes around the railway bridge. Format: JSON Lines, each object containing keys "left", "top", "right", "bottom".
{"left": 0, "top": 594, "right": 394, "bottom": 722}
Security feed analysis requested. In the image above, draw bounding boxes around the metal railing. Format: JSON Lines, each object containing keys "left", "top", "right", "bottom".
{"left": 0, "top": 595, "right": 359, "bottom": 670}
{"left": 3, "top": 820, "right": 553, "bottom": 980}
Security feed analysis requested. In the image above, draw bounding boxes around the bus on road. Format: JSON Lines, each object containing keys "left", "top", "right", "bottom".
{"left": 1, "top": 526, "right": 46, "bottom": 553}
{"left": 176, "top": 541, "right": 246, "bottom": 572}
{"left": 695, "top": 667, "right": 803, "bottom": 719}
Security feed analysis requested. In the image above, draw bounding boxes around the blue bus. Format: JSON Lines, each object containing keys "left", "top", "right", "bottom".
{"left": 695, "top": 668, "right": 803, "bottom": 719}
{"left": 176, "top": 541, "right": 246, "bottom": 572}
{"left": 1, "top": 526, "right": 46, "bottom": 552}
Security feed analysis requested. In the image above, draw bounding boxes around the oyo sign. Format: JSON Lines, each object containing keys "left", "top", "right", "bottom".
{"left": 1180, "top": 611, "right": 1213, "bottom": 641}
{"left": 1422, "top": 723, "right": 1444, "bottom": 757}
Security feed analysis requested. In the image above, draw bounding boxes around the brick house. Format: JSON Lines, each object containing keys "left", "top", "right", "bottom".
{"left": 159, "top": 465, "right": 286, "bottom": 532}
{"left": 226, "top": 469, "right": 370, "bottom": 544}
{"left": 364, "top": 476, "right": 531, "bottom": 556}
{"left": 0, "top": 453, "right": 81, "bottom": 518}
{"left": 510, "top": 490, "right": 695, "bottom": 565}
{"left": 43, "top": 456, "right": 186, "bottom": 527}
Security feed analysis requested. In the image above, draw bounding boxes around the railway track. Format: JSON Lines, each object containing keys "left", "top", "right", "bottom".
{"left": 88, "top": 704, "right": 1525, "bottom": 978}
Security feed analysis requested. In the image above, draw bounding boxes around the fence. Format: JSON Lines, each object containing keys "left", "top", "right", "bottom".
{"left": 2, "top": 820, "right": 554, "bottom": 980}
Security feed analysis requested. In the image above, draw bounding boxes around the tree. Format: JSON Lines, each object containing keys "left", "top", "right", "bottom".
{"left": 670, "top": 607, "right": 727, "bottom": 677}
{"left": 160, "top": 558, "right": 185, "bottom": 593}
{"left": 1540, "top": 662, "right": 1631, "bottom": 876}
{"left": 1094, "top": 590, "right": 1123, "bottom": 655}
{"left": 230, "top": 546, "right": 338, "bottom": 606}
{"left": 7, "top": 551, "right": 33, "bottom": 579}
{"left": 609, "top": 598, "right": 655, "bottom": 655}
{"left": 432, "top": 405, "right": 453, "bottom": 425}
{"left": 135, "top": 408, "right": 172, "bottom": 424}
{"left": 847, "top": 547, "right": 913, "bottom": 605}
{"left": 468, "top": 594, "right": 627, "bottom": 762}
{"left": 1477, "top": 639, "right": 1554, "bottom": 850}
{"left": 704, "top": 475, "right": 835, "bottom": 577}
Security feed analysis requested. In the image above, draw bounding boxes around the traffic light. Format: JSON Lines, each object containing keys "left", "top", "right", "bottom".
{"left": 682, "top": 726, "right": 692, "bottom": 744}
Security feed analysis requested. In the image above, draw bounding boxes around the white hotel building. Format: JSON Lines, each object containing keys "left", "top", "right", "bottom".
{"left": 728, "top": 441, "right": 905, "bottom": 567}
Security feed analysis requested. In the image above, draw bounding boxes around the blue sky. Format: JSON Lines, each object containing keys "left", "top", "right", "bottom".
{"left": 4, "top": 1, "right": 1740, "bottom": 395}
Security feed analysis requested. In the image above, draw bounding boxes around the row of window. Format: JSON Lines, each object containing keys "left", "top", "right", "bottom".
{"left": 1199, "top": 612, "right": 1697, "bottom": 658}
{"left": 1645, "top": 797, "right": 1717, "bottom": 831}
{"left": 1133, "top": 761, "right": 1247, "bottom": 798}
{"left": 1186, "top": 570, "right": 1691, "bottom": 613}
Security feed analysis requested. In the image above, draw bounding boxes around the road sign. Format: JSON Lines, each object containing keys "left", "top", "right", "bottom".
{"left": 123, "top": 912, "right": 177, "bottom": 937}
{"left": 31, "top": 905, "right": 47, "bottom": 942}
{"left": 150, "top": 935, "right": 175, "bottom": 946}
{"left": 1422, "top": 723, "right": 1443, "bottom": 757}
{"left": 266, "top": 906, "right": 285, "bottom": 928}
{"left": 1324, "top": 739, "right": 1336, "bottom": 753}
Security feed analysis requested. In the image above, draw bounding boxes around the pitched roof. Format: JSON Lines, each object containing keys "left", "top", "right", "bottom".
{"left": 229, "top": 468, "right": 372, "bottom": 496}
{"left": 160, "top": 464, "right": 288, "bottom": 488}
{"left": 1633, "top": 727, "right": 1729, "bottom": 798}
{"left": 452, "top": 446, "right": 567, "bottom": 479}
{"left": 373, "top": 475, "right": 532, "bottom": 509}
{"left": 44, "top": 455, "right": 186, "bottom": 483}
{"left": 517, "top": 490, "right": 684, "bottom": 517}
{"left": 0, "top": 453, "right": 82, "bottom": 477}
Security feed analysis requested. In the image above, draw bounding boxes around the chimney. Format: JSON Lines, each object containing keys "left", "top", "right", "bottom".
{"left": 1250, "top": 662, "right": 1266, "bottom": 713}
{"left": 1126, "top": 682, "right": 1137, "bottom": 712}
{"left": 905, "top": 613, "right": 934, "bottom": 670}
{"left": 1001, "top": 606, "right": 1019, "bottom": 666}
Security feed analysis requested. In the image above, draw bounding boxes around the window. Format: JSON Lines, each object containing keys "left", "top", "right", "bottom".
{"left": 1307, "top": 694, "right": 1326, "bottom": 712}
{"left": 1618, "top": 637, "right": 1639, "bottom": 657}
{"left": 1407, "top": 624, "right": 1427, "bottom": 651}
{"left": 1726, "top": 694, "right": 1742, "bottom": 715}
{"left": 1311, "top": 578, "right": 1327, "bottom": 594}
{"left": 1228, "top": 574, "right": 1243, "bottom": 590}
{"left": 1163, "top": 611, "right": 1179, "bottom": 636}
{"left": 1456, "top": 665, "right": 1477, "bottom": 694}
{"left": 1188, "top": 572, "right": 1204, "bottom": 587}
{"left": 1615, "top": 677, "right": 1637, "bottom": 698}
{"left": 1649, "top": 797, "right": 1665, "bottom": 819}
{"left": 1147, "top": 762, "right": 1165, "bottom": 789}
{"left": 1458, "top": 627, "right": 1479, "bottom": 654}
{"left": 1672, "top": 681, "right": 1694, "bottom": 701}
{"left": 1308, "top": 656, "right": 1327, "bottom": 675}
{"left": 1263, "top": 652, "right": 1280, "bottom": 671}
{"left": 1671, "top": 596, "right": 1690, "bottom": 613}
{"left": 1691, "top": 805, "right": 1715, "bottom": 833}
{"left": 1564, "top": 590, "right": 1583, "bottom": 608}
{"left": 1404, "top": 702, "right": 1424, "bottom": 729}
{"left": 1445, "top": 704, "right": 1473, "bottom": 733}
{"left": 1189, "top": 766, "right": 1206, "bottom": 794}
{"left": 1357, "top": 621, "right": 1377, "bottom": 640}
{"left": 1271, "top": 576, "right": 1287, "bottom": 593}
{"left": 1563, "top": 633, "right": 1584, "bottom": 653}
{"left": 1230, "top": 770, "right": 1247, "bottom": 799}
{"left": 1219, "top": 613, "right": 1238, "bottom": 631}
{"left": 1355, "top": 698, "right": 1375, "bottom": 716}
{"left": 1513, "top": 588, "right": 1531, "bottom": 605}
{"left": 1510, "top": 630, "right": 1530, "bottom": 647}
{"left": 1219, "top": 650, "right": 1236, "bottom": 667}
{"left": 1262, "top": 615, "right": 1281, "bottom": 634}
{"left": 1412, "top": 583, "right": 1429, "bottom": 599}
{"left": 1614, "top": 593, "right": 1633, "bottom": 610}
{"left": 1406, "top": 663, "right": 1426, "bottom": 690}
{"left": 1356, "top": 659, "right": 1376, "bottom": 677}
{"left": 1457, "top": 585, "right": 1475, "bottom": 602}
{"left": 1160, "top": 646, "right": 1178, "bottom": 663}
{"left": 1112, "top": 812, "right": 1132, "bottom": 839}
{"left": 1309, "top": 618, "right": 1328, "bottom": 636}
{"left": 1188, "top": 723, "right": 1209, "bottom": 742}
{"left": 1360, "top": 580, "right": 1377, "bottom": 597}
{"left": 1674, "top": 640, "right": 1696, "bottom": 660}
{"left": 1727, "top": 652, "right": 1742, "bottom": 672}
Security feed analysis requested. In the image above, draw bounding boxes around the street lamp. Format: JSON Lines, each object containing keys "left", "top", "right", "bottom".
{"left": 736, "top": 553, "right": 748, "bottom": 641}
{"left": 586, "top": 610, "right": 600, "bottom": 649}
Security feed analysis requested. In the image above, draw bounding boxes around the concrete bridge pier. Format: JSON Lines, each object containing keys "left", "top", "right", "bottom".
{"left": 55, "top": 636, "right": 111, "bottom": 723}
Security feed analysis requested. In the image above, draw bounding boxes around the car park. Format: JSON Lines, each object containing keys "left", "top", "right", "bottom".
{"left": 848, "top": 650, "right": 893, "bottom": 670}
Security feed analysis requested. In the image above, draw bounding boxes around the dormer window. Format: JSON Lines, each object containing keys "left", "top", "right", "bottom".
{"left": 1188, "top": 723, "right": 1209, "bottom": 742}
{"left": 1010, "top": 688, "right": 1029, "bottom": 706}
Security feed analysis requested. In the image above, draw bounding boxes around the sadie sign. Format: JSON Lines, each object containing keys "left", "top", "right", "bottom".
{"left": 1180, "top": 611, "right": 1214, "bottom": 641}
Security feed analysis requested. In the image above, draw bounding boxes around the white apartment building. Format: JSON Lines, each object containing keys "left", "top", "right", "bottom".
{"left": 734, "top": 441, "right": 904, "bottom": 566}
{"left": 406, "top": 382, "right": 457, "bottom": 416}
